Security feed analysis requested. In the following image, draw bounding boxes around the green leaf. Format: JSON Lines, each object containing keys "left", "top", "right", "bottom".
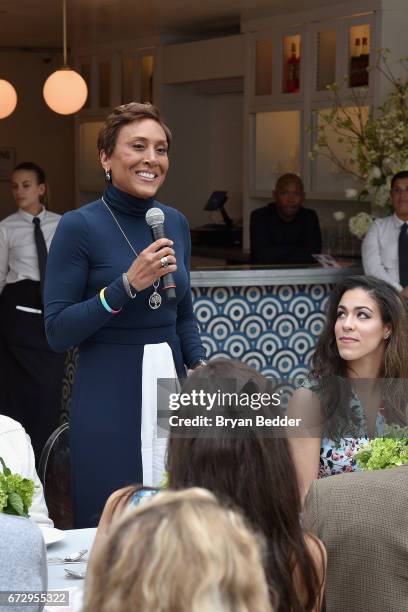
{"left": 0, "top": 457, "right": 11, "bottom": 477}
{"left": 7, "top": 492, "right": 27, "bottom": 517}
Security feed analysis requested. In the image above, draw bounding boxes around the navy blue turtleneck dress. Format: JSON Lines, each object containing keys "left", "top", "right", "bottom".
{"left": 44, "top": 185, "right": 205, "bottom": 527}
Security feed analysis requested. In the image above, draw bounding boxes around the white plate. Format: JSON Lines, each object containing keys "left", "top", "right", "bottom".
{"left": 39, "top": 525, "right": 66, "bottom": 546}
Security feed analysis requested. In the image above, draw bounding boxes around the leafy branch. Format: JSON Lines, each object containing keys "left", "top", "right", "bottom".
{"left": 309, "top": 50, "right": 408, "bottom": 209}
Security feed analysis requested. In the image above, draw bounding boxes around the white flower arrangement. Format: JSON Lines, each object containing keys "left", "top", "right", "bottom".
{"left": 348, "top": 212, "right": 373, "bottom": 240}
{"left": 309, "top": 50, "right": 408, "bottom": 237}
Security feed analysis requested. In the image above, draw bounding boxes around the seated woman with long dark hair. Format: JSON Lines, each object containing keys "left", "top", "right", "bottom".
{"left": 97, "top": 359, "right": 326, "bottom": 612}
{"left": 289, "top": 275, "right": 408, "bottom": 499}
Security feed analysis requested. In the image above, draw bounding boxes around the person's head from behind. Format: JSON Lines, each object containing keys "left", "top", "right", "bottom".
{"left": 11, "top": 162, "right": 46, "bottom": 215}
{"left": 273, "top": 173, "right": 305, "bottom": 221}
{"left": 167, "top": 358, "right": 322, "bottom": 610}
{"left": 313, "top": 275, "right": 408, "bottom": 379}
{"left": 98, "top": 102, "right": 172, "bottom": 201}
{"left": 83, "top": 488, "right": 273, "bottom": 612}
{"left": 390, "top": 170, "right": 408, "bottom": 221}
{"left": 167, "top": 359, "right": 300, "bottom": 527}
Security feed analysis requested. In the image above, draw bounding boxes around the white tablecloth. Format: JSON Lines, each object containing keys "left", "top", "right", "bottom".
{"left": 47, "top": 528, "right": 96, "bottom": 590}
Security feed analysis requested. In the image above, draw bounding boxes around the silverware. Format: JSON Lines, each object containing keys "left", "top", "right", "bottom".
{"left": 48, "top": 559, "right": 88, "bottom": 565}
{"left": 48, "top": 549, "right": 88, "bottom": 563}
{"left": 64, "top": 568, "right": 86, "bottom": 579}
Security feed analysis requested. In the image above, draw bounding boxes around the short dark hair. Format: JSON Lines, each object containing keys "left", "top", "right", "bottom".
{"left": 13, "top": 162, "right": 45, "bottom": 185}
{"left": 274, "top": 173, "right": 304, "bottom": 192}
{"left": 391, "top": 171, "right": 408, "bottom": 188}
{"left": 97, "top": 102, "right": 172, "bottom": 157}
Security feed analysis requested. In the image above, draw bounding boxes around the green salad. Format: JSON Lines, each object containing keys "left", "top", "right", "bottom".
{"left": 0, "top": 457, "right": 35, "bottom": 518}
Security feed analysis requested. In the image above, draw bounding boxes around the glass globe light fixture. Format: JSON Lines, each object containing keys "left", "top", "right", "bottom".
{"left": 43, "top": 68, "right": 87, "bottom": 115}
{"left": 0, "top": 79, "right": 17, "bottom": 119}
{"left": 43, "top": 0, "right": 88, "bottom": 115}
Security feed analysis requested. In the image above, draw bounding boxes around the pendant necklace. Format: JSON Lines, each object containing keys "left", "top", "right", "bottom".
{"left": 102, "top": 196, "right": 161, "bottom": 310}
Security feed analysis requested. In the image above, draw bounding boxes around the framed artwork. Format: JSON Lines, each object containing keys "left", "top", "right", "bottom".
{"left": 0, "top": 147, "right": 16, "bottom": 180}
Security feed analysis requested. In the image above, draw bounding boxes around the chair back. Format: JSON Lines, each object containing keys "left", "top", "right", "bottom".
{"left": 38, "top": 422, "right": 73, "bottom": 529}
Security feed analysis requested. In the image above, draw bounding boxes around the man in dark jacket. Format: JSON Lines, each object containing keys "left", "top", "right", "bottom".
{"left": 250, "top": 173, "right": 321, "bottom": 264}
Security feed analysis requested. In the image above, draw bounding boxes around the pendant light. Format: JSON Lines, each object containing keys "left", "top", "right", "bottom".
{"left": 0, "top": 79, "right": 17, "bottom": 119}
{"left": 43, "top": 0, "right": 88, "bottom": 114}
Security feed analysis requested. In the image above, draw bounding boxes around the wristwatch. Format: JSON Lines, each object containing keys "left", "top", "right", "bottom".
{"left": 190, "top": 359, "right": 208, "bottom": 369}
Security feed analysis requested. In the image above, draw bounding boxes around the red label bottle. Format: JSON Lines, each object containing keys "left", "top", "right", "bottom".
{"left": 360, "top": 37, "right": 369, "bottom": 86}
{"left": 286, "top": 42, "right": 300, "bottom": 93}
{"left": 350, "top": 38, "right": 361, "bottom": 87}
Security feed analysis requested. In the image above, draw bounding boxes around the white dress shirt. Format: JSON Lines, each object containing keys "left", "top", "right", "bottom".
{"left": 361, "top": 213, "right": 405, "bottom": 291}
{"left": 0, "top": 207, "right": 61, "bottom": 295}
{"left": 0, "top": 415, "right": 53, "bottom": 526}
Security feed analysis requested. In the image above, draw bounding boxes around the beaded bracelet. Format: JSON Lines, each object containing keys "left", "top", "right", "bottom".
{"left": 99, "top": 287, "right": 122, "bottom": 315}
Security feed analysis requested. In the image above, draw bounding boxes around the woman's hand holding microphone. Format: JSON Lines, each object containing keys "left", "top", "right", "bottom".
{"left": 126, "top": 239, "right": 177, "bottom": 292}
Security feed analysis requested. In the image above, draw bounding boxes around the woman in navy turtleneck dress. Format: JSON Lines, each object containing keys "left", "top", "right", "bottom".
{"left": 44, "top": 104, "right": 205, "bottom": 527}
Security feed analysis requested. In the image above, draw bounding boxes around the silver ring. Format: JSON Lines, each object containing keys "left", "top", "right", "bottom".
{"left": 160, "top": 256, "right": 169, "bottom": 268}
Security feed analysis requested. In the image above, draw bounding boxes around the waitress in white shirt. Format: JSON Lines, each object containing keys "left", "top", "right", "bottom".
{"left": 0, "top": 162, "right": 65, "bottom": 462}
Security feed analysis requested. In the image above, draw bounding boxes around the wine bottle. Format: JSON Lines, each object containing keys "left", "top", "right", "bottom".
{"left": 350, "top": 38, "right": 361, "bottom": 87}
{"left": 286, "top": 42, "right": 300, "bottom": 93}
{"left": 360, "top": 36, "right": 369, "bottom": 86}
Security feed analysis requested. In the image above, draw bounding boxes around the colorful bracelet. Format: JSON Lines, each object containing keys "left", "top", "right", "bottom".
{"left": 99, "top": 287, "right": 122, "bottom": 315}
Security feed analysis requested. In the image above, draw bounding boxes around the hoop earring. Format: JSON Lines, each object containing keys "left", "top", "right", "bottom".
{"left": 105, "top": 169, "right": 111, "bottom": 182}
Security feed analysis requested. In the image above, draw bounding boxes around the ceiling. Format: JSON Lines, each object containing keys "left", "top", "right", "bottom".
{"left": 0, "top": 0, "right": 351, "bottom": 49}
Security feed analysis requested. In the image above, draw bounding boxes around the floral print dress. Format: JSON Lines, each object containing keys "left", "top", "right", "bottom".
{"left": 319, "top": 419, "right": 387, "bottom": 477}
{"left": 301, "top": 380, "right": 388, "bottom": 477}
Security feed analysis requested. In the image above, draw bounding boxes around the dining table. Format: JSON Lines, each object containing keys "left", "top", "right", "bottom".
{"left": 46, "top": 527, "right": 96, "bottom": 590}
{"left": 42, "top": 527, "right": 97, "bottom": 611}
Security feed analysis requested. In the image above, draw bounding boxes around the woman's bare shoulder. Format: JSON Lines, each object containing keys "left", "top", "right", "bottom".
{"left": 289, "top": 385, "right": 323, "bottom": 432}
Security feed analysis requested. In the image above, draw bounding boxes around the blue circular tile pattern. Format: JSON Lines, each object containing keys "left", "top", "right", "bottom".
{"left": 194, "top": 284, "right": 331, "bottom": 378}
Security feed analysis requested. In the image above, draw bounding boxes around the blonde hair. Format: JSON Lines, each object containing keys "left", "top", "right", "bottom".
{"left": 83, "top": 488, "right": 274, "bottom": 612}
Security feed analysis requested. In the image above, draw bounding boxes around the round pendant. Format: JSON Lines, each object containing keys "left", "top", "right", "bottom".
{"left": 149, "top": 291, "right": 162, "bottom": 310}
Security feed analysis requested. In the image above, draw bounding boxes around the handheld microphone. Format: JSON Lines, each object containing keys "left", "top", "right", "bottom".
{"left": 145, "top": 208, "right": 176, "bottom": 300}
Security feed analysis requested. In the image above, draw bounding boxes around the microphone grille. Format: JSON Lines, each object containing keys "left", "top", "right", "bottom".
{"left": 146, "top": 207, "right": 165, "bottom": 227}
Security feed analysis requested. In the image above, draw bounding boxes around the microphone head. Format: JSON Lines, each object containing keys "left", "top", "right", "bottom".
{"left": 146, "top": 207, "right": 165, "bottom": 227}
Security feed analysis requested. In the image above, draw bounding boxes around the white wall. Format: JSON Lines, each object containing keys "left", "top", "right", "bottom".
{"left": 0, "top": 51, "right": 74, "bottom": 220}
{"left": 207, "top": 93, "right": 244, "bottom": 223}
{"left": 159, "top": 84, "right": 243, "bottom": 228}
{"left": 161, "top": 35, "right": 244, "bottom": 84}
